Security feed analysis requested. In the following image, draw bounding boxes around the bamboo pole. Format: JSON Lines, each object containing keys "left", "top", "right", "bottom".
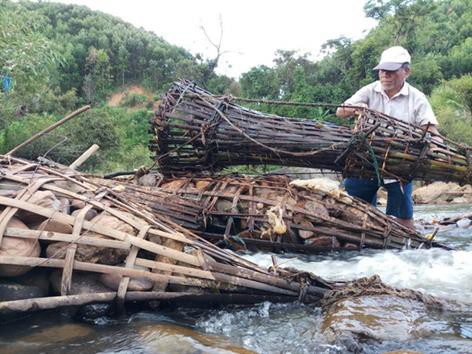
{"left": 69, "top": 144, "right": 100, "bottom": 170}
{"left": 0, "top": 291, "right": 195, "bottom": 315}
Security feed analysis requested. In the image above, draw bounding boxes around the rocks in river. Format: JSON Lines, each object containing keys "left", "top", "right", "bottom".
{"left": 413, "top": 182, "right": 472, "bottom": 204}
{"left": 321, "top": 295, "right": 433, "bottom": 343}
{"left": 0, "top": 283, "right": 45, "bottom": 301}
{"left": 136, "top": 323, "right": 256, "bottom": 354}
{"left": 46, "top": 210, "right": 135, "bottom": 264}
{"left": 19, "top": 323, "right": 93, "bottom": 344}
{"left": 50, "top": 270, "right": 110, "bottom": 294}
{"left": 50, "top": 271, "right": 113, "bottom": 318}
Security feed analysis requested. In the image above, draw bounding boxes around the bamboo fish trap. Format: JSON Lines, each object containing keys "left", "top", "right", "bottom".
{"left": 0, "top": 156, "right": 338, "bottom": 315}
{"left": 95, "top": 175, "right": 449, "bottom": 252}
{"left": 150, "top": 80, "right": 472, "bottom": 185}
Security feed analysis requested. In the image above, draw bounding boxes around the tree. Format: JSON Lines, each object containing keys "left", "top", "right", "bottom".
{"left": 431, "top": 75, "right": 472, "bottom": 145}
{"left": 82, "top": 47, "right": 112, "bottom": 103}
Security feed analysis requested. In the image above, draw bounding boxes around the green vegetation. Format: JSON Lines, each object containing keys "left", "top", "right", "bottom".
{"left": 1, "top": 0, "right": 471, "bottom": 174}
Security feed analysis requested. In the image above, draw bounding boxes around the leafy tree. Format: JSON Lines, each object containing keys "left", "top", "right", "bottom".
{"left": 431, "top": 75, "right": 472, "bottom": 144}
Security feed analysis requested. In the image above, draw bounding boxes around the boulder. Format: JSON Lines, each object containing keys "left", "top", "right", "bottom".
{"left": 0, "top": 217, "right": 41, "bottom": 277}
{"left": 33, "top": 219, "right": 73, "bottom": 234}
{"left": 46, "top": 210, "right": 135, "bottom": 265}
{"left": 0, "top": 282, "right": 46, "bottom": 301}
{"left": 17, "top": 190, "right": 65, "bottom": 225}
{"left": 138, "top": 173, "right": 157, "bottom": 187}
{"left": 99, "top": 264, "right": 153, "bottom": 291}
{"left": 413, "top": 182, "right": 472, "bottom": 204}
{"left": 71, "top": 208, "right": 98, "bottom": 221}
{"left": 322, "top": 295, "right": 431, "bottom": 342}
{"left": 50, "top": 270, "right": 109, "bottom": 294}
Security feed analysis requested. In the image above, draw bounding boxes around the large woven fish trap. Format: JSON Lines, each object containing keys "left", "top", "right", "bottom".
{"left": 99, "top": 175, "right": 448, "bottom": 252}
{"left": 0, "top": 156, "right": 339, "bottom": 315}
{"left": 150, "top": 80, "right": 472, "bottom": 185}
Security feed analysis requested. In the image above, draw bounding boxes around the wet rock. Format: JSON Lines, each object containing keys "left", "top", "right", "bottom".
{"left": 322, "top": 295, "right": 431, "bottom": 342}
{"left": 50, "top": 271, "right": 113, "bottom": 318}
{"left": 50, "top": 270, "right": 109, "bottom": 294}
{"left": 21, "top": 323, "right": 93, "bottom": 344}
{"left": 0, "top": 282, "right": 45, "bottom": 301}
{"left": 137, "top": 323, "right": 256, "bottom": 354}
{"left": 334, "top": 335, "right": 363, "bottom": 353}
{"left": 76, "top": 303, "right": 112, "bottom": 320}
{"left": 6, "top": 268, "right": 51, "bottom": 297}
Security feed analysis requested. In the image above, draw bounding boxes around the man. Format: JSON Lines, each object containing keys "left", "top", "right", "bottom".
{"left": 336, "top": 46, "right": 440, "bottom": 229}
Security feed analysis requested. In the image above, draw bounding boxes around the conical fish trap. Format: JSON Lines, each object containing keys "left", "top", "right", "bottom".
{"left": 95, "top": 175, "right": 448, "bottom": 252}
{"left": 150, "top": 80, "right": 472, "bottom": 185}
{"left": 0, "top": 156, "right": 335, "bottom": 314}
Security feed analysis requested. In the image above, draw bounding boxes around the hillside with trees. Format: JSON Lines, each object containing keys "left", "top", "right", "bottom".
{"left": 1, "top": 0, "right": 471, "bottom": 173}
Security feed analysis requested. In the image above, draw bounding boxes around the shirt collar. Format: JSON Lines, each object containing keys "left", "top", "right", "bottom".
{"left": 374, "top": 81, "right": 410, "bottom": 98}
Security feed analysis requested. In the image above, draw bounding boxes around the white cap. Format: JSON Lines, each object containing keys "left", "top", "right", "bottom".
{"left": 373, "top": 46, "right": 411, "bottom": 71}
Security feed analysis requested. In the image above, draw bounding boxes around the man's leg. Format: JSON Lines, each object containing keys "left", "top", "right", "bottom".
{"left": 384, "top": 181, "right": 414, "bottom": 229}
{"left": 343, "top": 178, "right": 379, "bottom": 206}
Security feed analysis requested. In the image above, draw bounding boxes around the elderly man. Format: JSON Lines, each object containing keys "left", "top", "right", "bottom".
{"left": 336, "top": 46, "right": 440, "bottom": 229}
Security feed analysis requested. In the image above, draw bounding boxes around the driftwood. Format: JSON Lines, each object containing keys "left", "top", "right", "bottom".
{"left": 0, "top": 155, "right": 337, "bottom": 314}
{"left": 438, "top": 212, "right": 472, "bottom": 225}
{"left": 94, "top": 175, "right": 449, "bottom": 252}
{"left": 150, "top": 80, "right": 472, "bottom": 185}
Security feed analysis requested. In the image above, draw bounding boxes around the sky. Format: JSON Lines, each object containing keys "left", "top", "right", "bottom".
{"left": 52, "top": 0, "right": 377, "bottom": 78}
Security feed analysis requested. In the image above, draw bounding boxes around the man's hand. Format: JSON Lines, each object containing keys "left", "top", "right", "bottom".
{"left": 421, "top": 124, "right": 444, "bottom": 144}
{"left": 336, "top": 103, "right": 368, "bottom": 118}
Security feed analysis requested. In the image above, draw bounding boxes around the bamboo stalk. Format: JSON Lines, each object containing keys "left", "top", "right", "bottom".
{"left": 0, "top": 291, "right": 196, "bottom": 315}
{"left": 69, "top": 144, "right": 100, "bottom": 170}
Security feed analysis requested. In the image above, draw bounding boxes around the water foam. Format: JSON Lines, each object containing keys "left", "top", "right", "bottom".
{"left": 245, "top": 249, "right": 472, "bottom": 304}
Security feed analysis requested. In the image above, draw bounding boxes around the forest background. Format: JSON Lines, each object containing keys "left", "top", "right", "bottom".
{"left": 1, "top": 0, "right": 471, "bottom": 173}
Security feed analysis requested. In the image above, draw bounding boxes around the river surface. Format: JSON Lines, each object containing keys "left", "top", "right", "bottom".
{"left": 1, "top": 204, "right": 471, "bottom": 354}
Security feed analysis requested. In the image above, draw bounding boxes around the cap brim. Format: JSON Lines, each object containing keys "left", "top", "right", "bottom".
{"left": 373, "top": 62, "right": 403, "bottom": 71}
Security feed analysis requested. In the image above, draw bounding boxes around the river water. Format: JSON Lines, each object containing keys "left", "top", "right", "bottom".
{"left": 1, "top": 204, "right": 471, "bottom": 354}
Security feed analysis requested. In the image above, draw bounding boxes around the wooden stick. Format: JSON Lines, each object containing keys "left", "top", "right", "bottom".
{"left": 69, "top": 144, "right": 100, "bottom": 170}
{"left": 6, "top": 105, "right": 91, "bottom": 156}
{"left": 0, "top": 291, "right": 195, "bottom": 314}
{"left": 4, "top": 227, "right": 130, "bottom": 249}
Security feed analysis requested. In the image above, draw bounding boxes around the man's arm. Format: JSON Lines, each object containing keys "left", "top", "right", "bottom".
{"left": 336, "top": 86, "right": 370, "bottom": 118}
{"left": 336, "top": 103, "right": 368, "bottom": 118}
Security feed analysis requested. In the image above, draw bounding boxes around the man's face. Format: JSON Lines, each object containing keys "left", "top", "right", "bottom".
{"left": 378, "top": 67, "right": 410, "bottom": 94}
